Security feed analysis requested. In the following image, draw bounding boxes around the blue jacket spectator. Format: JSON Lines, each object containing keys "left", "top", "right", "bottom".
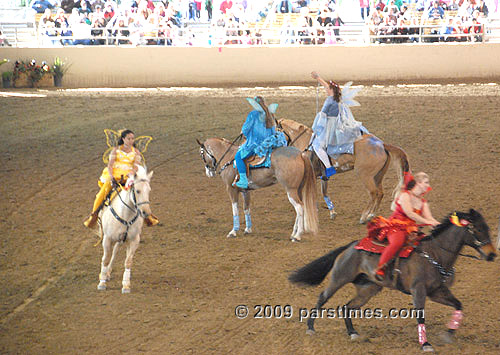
{"left": 278, "top": 0, "right": 293, "bottom": 13}
{"left": 428, "top": 1, "right": 444, "bottom": 19}
{"left": 32, "top": 0, "right": 54, "bottom": 14}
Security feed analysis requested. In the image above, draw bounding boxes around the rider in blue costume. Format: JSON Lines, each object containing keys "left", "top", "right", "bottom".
{"left": 234, "top": 96, "right": 287, "bottom": 189}
{"left": 310, "top": 71, "right": 366, "bottom": 179}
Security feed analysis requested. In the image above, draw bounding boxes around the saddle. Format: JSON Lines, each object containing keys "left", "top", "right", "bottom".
{"left": 354, "top": 232, "right": 426, "bottom": 258}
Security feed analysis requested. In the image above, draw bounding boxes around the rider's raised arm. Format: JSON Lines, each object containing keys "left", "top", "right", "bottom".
{"left": 311, "top": 71, "right": 333, "bottom": 95}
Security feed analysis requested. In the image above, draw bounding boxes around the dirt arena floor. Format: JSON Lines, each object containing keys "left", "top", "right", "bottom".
{"left": 1, "top": 83, "right": 500, "bottom": 354}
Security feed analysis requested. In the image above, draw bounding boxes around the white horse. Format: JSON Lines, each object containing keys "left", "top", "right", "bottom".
{"left": 97, "top": 165, "right": 153, "bottom": 293}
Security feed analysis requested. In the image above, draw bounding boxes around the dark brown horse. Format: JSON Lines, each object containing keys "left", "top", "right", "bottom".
{"left": 197, "top": 137, "right": 318, "bottom": 241}
{"left": 278, "top": 118, "right": 410, "bottom": 224}
{"left": 289, "top": 209, "right": 496, "bottom": 352}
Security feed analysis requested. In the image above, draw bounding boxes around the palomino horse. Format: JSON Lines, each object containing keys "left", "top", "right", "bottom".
{"left": 97, "top": 165, "right": 153, "bottom": 293}
{"left": 278, "top": 118, "right": 409, "bottom": 224}
{"left": 197, "top": 137, "right": 318, "bottom": 242}
{"left": 289, "top": 209, "right": 496, "bottom": 352}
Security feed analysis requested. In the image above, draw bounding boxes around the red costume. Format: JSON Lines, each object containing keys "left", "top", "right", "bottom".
{"left": 369, "top": 192, "right": 424, "bottom": 274}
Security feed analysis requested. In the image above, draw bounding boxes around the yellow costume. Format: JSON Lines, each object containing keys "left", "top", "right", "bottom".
{"left": 84, "top": 142, "right": 158, "bottom": 228}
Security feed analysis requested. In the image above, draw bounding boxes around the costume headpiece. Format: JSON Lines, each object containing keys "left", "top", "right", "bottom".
{"left": 102, "top": 129, "right": 153, "bottom": 164}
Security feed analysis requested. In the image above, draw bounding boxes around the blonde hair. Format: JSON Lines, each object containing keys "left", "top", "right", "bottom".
{"left": 391, "top": 171, "right": 429, "bottom": 210}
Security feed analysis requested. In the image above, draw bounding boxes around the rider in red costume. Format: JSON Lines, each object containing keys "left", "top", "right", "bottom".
{"left": 371, "top": 172, "right": 440, "bottom": 281}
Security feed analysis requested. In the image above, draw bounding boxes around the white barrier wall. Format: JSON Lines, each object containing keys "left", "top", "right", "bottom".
{"left": 1, "top": 44, "right": 500, "bottom": 87}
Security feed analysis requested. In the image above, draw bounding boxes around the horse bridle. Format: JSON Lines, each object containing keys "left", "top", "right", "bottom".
{"left": 199, "top": 134, "right": 243, "bottom": 175}
{"left": 109, "top": 179, "right": 151, "bottom": 241}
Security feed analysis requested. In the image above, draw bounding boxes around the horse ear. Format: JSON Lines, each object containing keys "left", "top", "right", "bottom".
{"left": 148, "top": 171, "right": 153, "bottom": 180}
{"left": 196, "top": 138, "right": 203, "bottom": 147}
{"left": 469, "top": 208, "right": 477, "bottom": 217}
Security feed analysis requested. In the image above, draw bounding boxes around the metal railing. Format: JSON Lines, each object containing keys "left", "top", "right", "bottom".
{"left": 10, "top": 21, "right": 500, "bottom": 47}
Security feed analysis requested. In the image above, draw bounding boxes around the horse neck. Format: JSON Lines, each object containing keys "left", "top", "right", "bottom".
{"left": 209, "top": 138, "right": 238, "bottom": 163}
{"left": 421, "top": 225, "right": 465, "bottom": 268}
{"left": 111, "top": 188, "right": 136, "bottom": 219}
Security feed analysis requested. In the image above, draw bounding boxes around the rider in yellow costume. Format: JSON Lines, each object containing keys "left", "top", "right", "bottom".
{"left": 83, "top": 129, "right": 159, "bottom": 228}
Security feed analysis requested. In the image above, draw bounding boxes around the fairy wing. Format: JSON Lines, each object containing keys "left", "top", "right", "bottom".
{"left": 102, "top": 129, "right": 121, "bottom": 164}
{"left": 134, "top": 135, "right": 153, "bottom": 165}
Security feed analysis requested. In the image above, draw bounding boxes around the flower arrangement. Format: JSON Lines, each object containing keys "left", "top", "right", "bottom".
{"left": 13, "top": 59, "right": 53, "bottom": 87}
{"left": 53, "top": 57, "right": 70, "bottom": 78}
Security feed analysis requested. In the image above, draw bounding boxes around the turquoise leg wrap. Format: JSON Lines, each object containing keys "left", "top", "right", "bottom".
{"left": 233, "top": 215, "right": 240, "bottom": 231}
{"left": 324, "top": 196, "right": 335, "bottom": 210}
{"left": 245, "top": 213, "right": 252, "bottom": 229}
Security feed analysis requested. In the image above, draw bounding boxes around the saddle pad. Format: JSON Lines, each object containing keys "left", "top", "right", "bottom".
{"left": 354, "top": 236, "right": 420, "bottom": 258}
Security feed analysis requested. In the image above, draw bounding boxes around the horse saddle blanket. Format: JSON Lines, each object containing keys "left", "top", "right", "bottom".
{"left": 354, "top": 236, "right": 423, "bottom": 258}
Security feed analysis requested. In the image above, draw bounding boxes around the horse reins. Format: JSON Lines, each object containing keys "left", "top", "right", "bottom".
{"left": 200, "top": 134, "right": 243, "bottom": 175}
{"left": 109, "top": 180, "right": 150, "bottom": 242}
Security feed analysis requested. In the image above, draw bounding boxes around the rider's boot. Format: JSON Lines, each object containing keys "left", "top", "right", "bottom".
{"left": 374, "top": 265, "right": 386, "bottom": 281}
{"left": 83, "top": 212, "right": 99, "bottom": 229}
{"left": 145, "top": 214, "right": 160, "bottom": 227}
{"left": 235, "top": 172, "right": 249, "bottom": 189}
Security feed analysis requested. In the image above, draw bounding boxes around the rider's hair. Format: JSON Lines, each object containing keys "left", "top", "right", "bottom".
{"left": 255, "top": 96, "right": 274, "bottom": 129}
{"left": 406, "top": 172, "right": 429, "bottom": 190}
{"left": 329, "top": 80, "right": 341, "bottom": 102}
{"left": 118, "top": 129, "right": 134, "bottom": 146}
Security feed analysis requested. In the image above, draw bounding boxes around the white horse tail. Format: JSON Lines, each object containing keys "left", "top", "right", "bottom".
{"left": 300, "top": 151, "right": 319, "bottom": 234}
{"left": 383, "top": 143, "right": 410, "bottom": 211}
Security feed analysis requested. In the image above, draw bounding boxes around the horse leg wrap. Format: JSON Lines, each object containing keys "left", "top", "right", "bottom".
{"left": 447, "top": 310, "right": 463, "bottom": 330}
{"left": 418, "top": 324, "right": 427, "bottom": 345}
{"left": 244, "top": 210, "right": 252, "bottom": 229}
{"left": 123, "top": 268, "right": 131, "bottom": 283}
{"left": 233, "top": 215, "right": 240, "bottom": 231}
{"left": 323, "top": 196, "right": 334, "bottom": 210}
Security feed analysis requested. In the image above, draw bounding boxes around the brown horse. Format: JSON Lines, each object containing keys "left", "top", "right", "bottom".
{"left": 278, "top": 118, "right": 410, "bottom": 224}
{"left": 289, "top": 209, "right": 497, "bottom": 352}
{"left": 197, "top": 137, "right": 318, "bottom": 241}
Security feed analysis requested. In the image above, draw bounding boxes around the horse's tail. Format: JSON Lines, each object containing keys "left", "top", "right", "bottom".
{"left": 289, "top": 241, "right": 356, "bottom": 286}
{"left": 300, "top": 151, "right": 318, "bottom": 234}
{"left": 383, "top": 143, "right": 410, "bottom": 210}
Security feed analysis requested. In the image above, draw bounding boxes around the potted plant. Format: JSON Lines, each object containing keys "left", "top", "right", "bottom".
{"left": 53, "top": 57, "right": 70, "bottom": 87}
{"left": 2, "top": 71, "right": 13, "bottom": 88}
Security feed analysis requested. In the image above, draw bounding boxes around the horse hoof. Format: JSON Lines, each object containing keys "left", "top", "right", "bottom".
{"left": 350, "top": 333, "right": 360, "bottom": 341}
{"left": 306, "top": 329, "right": 315, "bottom": 336}
{"left": 290, "top": 236, "right": 301, "bottom": 242}
{"left": 122, "top": 287, "right": 131, "bottom": 294}
{"left": 244, "top": 228, "right": 252, "bottom": 234}
{"left": 440, "top": 331, "right": 454, "bottom": 344}
{"left": 227, "top": 231, "right": 237, "bottom": 238}
{"left": 97, "top": 283, "right": 106, "bottom": 291}
{"left": 330, "top": 211, "right": 337, "bottom": 220}
{"left": 421, "top": 343, "right": 434, "bottom": 352}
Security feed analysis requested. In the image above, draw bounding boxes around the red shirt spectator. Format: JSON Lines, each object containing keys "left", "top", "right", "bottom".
{"left": 220, "top": 0, "right": 233, "bottom": 14}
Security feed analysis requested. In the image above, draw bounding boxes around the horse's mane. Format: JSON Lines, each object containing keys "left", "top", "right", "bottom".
{"left": 421, "top": 211, "right": 471, "bottom": 241}
{"left": 279, "top": 118, "right": 311, "bottom": 133}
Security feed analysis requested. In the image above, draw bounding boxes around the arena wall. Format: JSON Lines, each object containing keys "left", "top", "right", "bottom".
{"left": 2, "top": 44, "right": 500, "bottom": 87}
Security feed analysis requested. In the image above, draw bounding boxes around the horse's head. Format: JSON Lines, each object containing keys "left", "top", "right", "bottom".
{"left": 455, "top": 209, "right": 496, "bottom": 261}
{"left": 132, "top": 165, "right": 153, "bottom": 219}
{"left": 196, "top": 138, "right": 217, "bottom": 178}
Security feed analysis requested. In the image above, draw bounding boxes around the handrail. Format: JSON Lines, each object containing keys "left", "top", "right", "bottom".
{"left": 29, "top": 21, "right": 500, "bottom": 47}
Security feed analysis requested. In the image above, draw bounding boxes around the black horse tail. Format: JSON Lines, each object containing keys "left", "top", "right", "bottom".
{"left": 289, "top": 241, "right": 356, "bottom": 286}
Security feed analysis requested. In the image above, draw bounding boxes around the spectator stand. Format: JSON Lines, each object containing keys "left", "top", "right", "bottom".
{"left": 0, "top": 2, "right": 37, "bottom": 47}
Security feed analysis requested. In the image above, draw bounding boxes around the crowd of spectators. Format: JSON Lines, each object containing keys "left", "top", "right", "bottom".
{"left": 29, "top": 0, "right": 498, "bottom": 46}
{"left": 366, "top": 0, "right": 493, "bottom": 43}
